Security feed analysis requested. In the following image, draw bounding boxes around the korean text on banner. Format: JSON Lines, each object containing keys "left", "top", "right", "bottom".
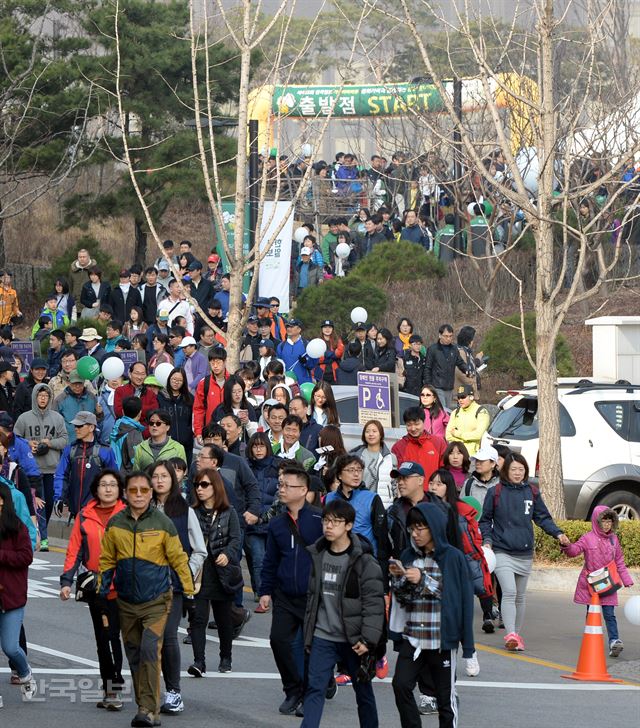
{"left": 258, "top": 201, "right": 294, "bottom": 313}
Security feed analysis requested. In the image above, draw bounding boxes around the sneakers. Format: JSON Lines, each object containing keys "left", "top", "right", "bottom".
{"left": 375, "top": 656, "right": 389, "bottom": 680}
{"left": 187, "top": 662, "right": 206, "bottom": 678}
{"left": 335, "top": 673, "right": 352, "bottom": 686}
{"left": 10, "top": 670, "right": 20, "bottom": 685}
{"left": 39, "top": 538, "right": 49, "bottom": 552}
{"left": 482, "top": 618, "right": 495, "bottom": 634}
{"left": 464, "top": 652, "right": 480, "bottom": 677}
{"left": 279, "top": 693, "right": 302, "bottom": 715}
{"left": 19, "top": 673, "right": 37, "bottom": 701}
{"left": 160, "top": 691, "right": 184, "bottom": 714}
{"left": 504, "top": 632, "right": 519, "bottom": 651}
{"left": 609, "top": 639, "right": 624, "bottom": 657}
{"left": 515, "top": 635, "right": 525, "bottom": 651}
{"left": 131, "top": 711, "right": 155, "bottom": 727}
{"left": 294, "top": 700, "right": 304, "bottom": 718}
{"left": 98, "top": 693, "right": 123, "bottom": 710}
{"left": 418, "top": 694, "right": 438, "bottom": 715}
{"left": 325, "top": 676, "right": 337, "bottom": 700}
{"left": 232, "top": 608, "right": 251, "bottom": 640}
{"left": 208, "top": 620, "right": 217, "bottom": 630}
{"left": 218, "top": 659, "right": 232, "bottom": 673}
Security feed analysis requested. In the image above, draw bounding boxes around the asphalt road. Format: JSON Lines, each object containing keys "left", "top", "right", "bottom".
{"left": 1, "top": 551, "right": 638, "bottom": 727}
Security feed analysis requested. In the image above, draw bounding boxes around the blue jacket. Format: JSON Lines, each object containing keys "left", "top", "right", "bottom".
{"left": 54, "top": 439, "right": 118, "bottom": 516}
{"left": 399, "top": 503, "right": 475, "bottom": 657}
{"left": 259, "top": 503, "right": 323, "bottom": 598}
{"left": 325, "top": 486, "right": 381, "bottom": 556}
{"left": 3, "top": 474, "right": 37, "bottom": 550}
{"left": 400, "top": 224, "right": 431, "bottom": 248}
{"left": 47, "top": 347, "right": 64, "bottom": 377}
{"left": 97, "top": 386, "right": 118, "bottom": 446}
{"left": 479, "top": 480, "right": 562, "bottom": 556}
{"left": 275, "top": 338, "right": 316, "bottom": 384}
{"left": 247, "top": 455, "right": 280, "bottom": 535}
{"left": 54, "top": 386, "right": 98, "bottom": 442}
{"left": 8, "top": 434, "right": 41, "bottom": 481}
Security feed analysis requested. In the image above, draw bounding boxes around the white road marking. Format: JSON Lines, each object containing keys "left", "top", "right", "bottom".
{"left": 177, "top": 626, "right": 271, "bottom": 649}
{"left": 26, "top": 643, "right": 100, "bottom": 667}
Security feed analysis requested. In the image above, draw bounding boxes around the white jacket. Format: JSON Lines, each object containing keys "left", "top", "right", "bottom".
{"left": 350, "top": 444, "right": 397, "bottom": 510}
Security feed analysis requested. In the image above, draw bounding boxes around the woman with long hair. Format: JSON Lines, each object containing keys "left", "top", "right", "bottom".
{"left": 443, "top": 441, "right": 471, "bottom": 490}
{"left": 317, "top": 424, "right": 347, "bottom": 475}
{"left": 314, "top": 321, "right": 344, "bottom": 384}
{"left": 178, "top": 252, "right": 196, "bottom": 277}
{"left": 420, "top": 385, "right": 449, "bottom": 438}
{"left": 0, "top": 481, "right": 37, "bottom": 700}
{"left": 213, "top": 375, "right": 258, "bottom": 432}
{"left": 123, "top": 306, "right": 148, "bottom": 340}
{"left": 188, "top": 468, "right": 241, "bottom": 677}
{"left": 310, "top": 381, "right": 339, "bottom": 426}
{"left": 371, "top": 327, "right": 396, "bottom": 373}
{"left": 157, "top": 368, "right": 195, "bottom": 466}
{"left": 454, "top": 325, "right": 482, "bottom": 397}
{"left": 54, "top": 277, "right": 74, "bottom": 319}
{"left": 150, "top": 460, "right": 206, "bottom": 715}
{"left": 59, "top": 470, "right": 127, "bottom": 709}
{"left": 350, "top": 420, "right": 397, "bottom": 509}
{"left": 148, "top": 333, "right": 173, "bottom": 373}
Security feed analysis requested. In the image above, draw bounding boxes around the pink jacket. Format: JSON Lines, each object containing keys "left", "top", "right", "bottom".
{"left": 561, "top": 505, "right": 633, "bottom": 606}
{"left": 424, "top": 407, "right": 449, "bottom": 440}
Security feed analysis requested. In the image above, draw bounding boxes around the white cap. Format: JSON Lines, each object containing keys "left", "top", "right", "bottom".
{"left": 177, "top": 336, "right": 197, "bottom": 348}
{"left": 474, "top": 445, "right": 499, "bottom": 463}
{"left": 300, "top": 246, "right": 312, "bottom": 256}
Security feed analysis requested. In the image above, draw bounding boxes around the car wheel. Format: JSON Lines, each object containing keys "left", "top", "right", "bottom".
{"left": 597, "top": 489, "right": 640, "bottom": 521}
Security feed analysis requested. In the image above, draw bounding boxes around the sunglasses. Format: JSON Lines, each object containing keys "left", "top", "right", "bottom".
{"left": 195, "top": 481, "right": 213, "bottom": 489}
{"left": 149, "top": 420, "right": 165, "bottom": 427}
{"left": 127, "top": 486, "right": 151, "bottom": 495}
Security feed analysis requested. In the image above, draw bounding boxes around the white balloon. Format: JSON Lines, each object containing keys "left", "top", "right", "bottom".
{"left": 101, "top": 357, "right": 125, "bottom": 380}
{"left": 350, "top": 307, "right": 368, "bottom": 324}
{"left": 482, "top": 546, "right": 496, "bottom": 574}
{"left": 301, "top": 143, "right": 312, "bottom": 158}
{"left": 467, "top": 202, "right": 477, "bottom": 216}
{"left": 336, "top": 242, "right": 350, "bottom": 259}
{"left": 294, "top": 226, "right": 309, "bottom": 244}
{"left": 624, "top": 595, "right": 640, "bottom": 626}
{"left": 154, "top": 362, "right": 174, "bottom": 388}
{"left": 306, "top": 338, "right": 327, "bottom": 359}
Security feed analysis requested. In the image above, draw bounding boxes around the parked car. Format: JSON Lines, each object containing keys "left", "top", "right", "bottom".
{"left": 482, "top": 378, "right": 640, "bottom": 520}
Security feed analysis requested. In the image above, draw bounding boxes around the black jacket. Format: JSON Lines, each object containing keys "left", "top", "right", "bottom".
{"left": 109, "top": 286, "right": 143, "bottom": 324}
{"left": 80, "top": 280, "right": 111, "bottom": 310}
{"left": 157, "top": 391, "right": 194, "bottom": 454}
{"left": 362, "top": 340, "right": 376, "bottom": 370}
{"left": 304, "top": 534, "right": 385, "bottom": 651}
{"left": 373, "top": 345, "right": 396, "bottom": 373}
{"left": 13, "top": 373, "right": 49, "bottom": 419}
{"left": 336, "top": 355, "right": 364, "bottom": 385}
{"left": 0, "top": 380, "right": 15, "bottom": 417}
{"left": 189, "top": 278, "right": 214, "bottom": 312}
{"left": 300, "top": 418, "right": 322, "bottom": 452}
{"left": 193, "top": 504, "right": 241, "bottom": 601}
{"left": 424, "top": 342, "right": 467, "bottom": 390}
{"left": 140, "top": 283, "right": 167, "bottom": 325}
{"left": 402, "top": 350, "right": 427, "bottom": 396}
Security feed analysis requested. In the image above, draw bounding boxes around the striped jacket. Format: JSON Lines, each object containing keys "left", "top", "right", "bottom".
{"left": 98, "top": 504, "right": 194, "bottom": 603}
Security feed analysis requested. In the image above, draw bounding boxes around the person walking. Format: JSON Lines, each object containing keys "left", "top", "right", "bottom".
{"left": 98, "top": 471, "right": 195, "bottom": 728}
{"left": 424, "top": 324, "right": 467, "bottom": 409}
{"left": 350, "top": 420, "right": 397, "bottom": 509}
{"left": 131, "top": 409, "right": 186, "bottom": 471}
{"left": 59, "top": 469, "right": 127, "bottom": 710}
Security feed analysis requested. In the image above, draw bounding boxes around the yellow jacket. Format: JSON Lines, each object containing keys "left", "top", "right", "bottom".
{"left": 0, "top": 286, "right": 19, "bottom": 326}
{"left": 445, "top": 400, "right": 490, "bottom": 456}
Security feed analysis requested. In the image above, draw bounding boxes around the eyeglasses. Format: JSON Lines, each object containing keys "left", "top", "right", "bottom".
{"left": 278, "top": 483, "right": 306, "bottom": 490}
{"left": 127, "top": 486, "right": 151, "bottom": 495}
{"left": 321, "top": 517, "right": 346, "bottom": 526}
{"left": 408, "top": 525, "right": 429, "bottom": 534}
{"left": 149, "top": 420, "right": 165, "bottom": 427}
{"left": 99, "top": 481, "right": 119, "bottom": 488}
{"left": 342, "top": 467, "right": 363, "bottom": 474}
{"left": 421, "top": 393, "right": 434, "bottom": 398}
{"left": 195, "top": 481, "right": 213, "bottom": 489}
{"left": 270, "top": 303, "right": 279, "bottom": 308}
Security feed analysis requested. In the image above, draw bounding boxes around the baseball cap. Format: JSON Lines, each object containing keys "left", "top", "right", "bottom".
{"left": 285, "top": 318, "right": 302, "bottom": 327}
{"left": 253, "top": 297, "right": 271, "bottom": 308}
{"left": 390, "top": 461, "right": 425, "bottom": 479}
{"left": 157, "top": 260, "right": 170, "bottom": 271}
{"left": 177, "top": 336, "right": 197, "bottom": 348}
{"left": 0, "top": 412, "right": 14, "bottom": 429}
{"left": 259, "top": 339, "right": 275, "bottom": 348}
{"left": 300, "top": 247, "right": 312, "bottom": 256}
{"left": 456, "top": 384, "right": 474, "bottom": 398}
{"left": 188, "top": 260, "right": 203, "bottom": 271}
{"left": 474, "top": 445, "right": 499, "bottom": 463}
{"left": 119, "top": 268, "right": 130, "bottom": 278}
{"left": 182, "top": 275, "right": 192, "bottom": 283}
{"left": 30, "top": 357, "right": 47, "bottom": 370}
{"left": 321, "top": 320, "right": 334, "bottom": 327}
{"left": 70, "top": 411, "right": 97, "bottom": 426}
{"left": 247, "top": 315, "right": 259, "bottom": 324}
{"left": 157, "top": 310, "right": 169, "bottom": 321}
{"left": 353, "top": 322, "right": 367, "bottom": 331}
{"left": 207, "top": 254, "right": 220, "bottom": 263}
{"left": 68, "top": 370, "right": 85, "bottom": 384}
{"left": 0, "top": 361, "right": 15, "bottom": 373}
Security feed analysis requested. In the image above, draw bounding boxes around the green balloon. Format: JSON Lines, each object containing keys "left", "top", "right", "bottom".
{"left": 595, "top": 195, "right": 607, "bottom": 207}
{"left": 300, "top": 381, "right": 315, "bottom": 403}
{"left": 482, "top": 201, "right": 494, "bottom": 216}
{"left": 76, "top": 356, "right": 100, "bottom": 381}
{"left": 461, "top": 496, "right": 482, "bottom": 521}
{"left": 285, "top": 370, "right": 298, "bottom": 382}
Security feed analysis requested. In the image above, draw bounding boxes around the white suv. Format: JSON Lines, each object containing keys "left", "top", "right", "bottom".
{"left": 482, "top": 378, "right": 640, "bottom": 520}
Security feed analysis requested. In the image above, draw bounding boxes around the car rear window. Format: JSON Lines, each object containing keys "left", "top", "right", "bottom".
{"left": 489, "top": 398, "right": 576, "bottom": 439}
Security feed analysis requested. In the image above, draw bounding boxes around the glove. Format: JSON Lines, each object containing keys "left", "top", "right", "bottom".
{"left": 298, "top": 354, "right": 308, "bottom": 365}
{"left": 53, "top": 500, "right": 65, "bottom": 518}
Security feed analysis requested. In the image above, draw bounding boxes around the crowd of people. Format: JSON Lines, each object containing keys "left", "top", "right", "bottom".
{"left": 0, "top": 239, "right": 634, "bottom": 727}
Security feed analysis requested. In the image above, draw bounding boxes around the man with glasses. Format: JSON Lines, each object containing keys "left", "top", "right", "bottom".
{"left": 53, "top": 411, "right": 117, "bottom": 517}
{"left": 258, "top": 464, "right": 323, "bottom": 716}
{"left": 98, "top": 471, "right": 195, "bottom": 728}
{"left": 132, "top": 409, "right": 186, "bottom": 471}
{"left": 301, "top": 499, "right": 384, "bottom": 727}
{"left": 270, "top": 297, "right": 287, "bottom": 342}
{"left": 114, "top": 362, "right": 159, "bottom": 435}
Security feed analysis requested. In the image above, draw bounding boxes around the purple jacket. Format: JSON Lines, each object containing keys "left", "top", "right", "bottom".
{"left": 561, "top": 505, "right": 634, "bottom": 606}
{"left": 184, "top": 350, "right": 209, "bottom": 393}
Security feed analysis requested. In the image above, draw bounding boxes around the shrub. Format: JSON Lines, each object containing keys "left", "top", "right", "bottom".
{"left": 294, "top": 277, "right": 387, "bottom": 337}
{"left": 483, "top": 311, "right": 575, "bottom": 381}
{"left": 38, "top": 234, "right": 121, "bottom": 300}
{"left": 535, "top": 521, "right": 640, "bottom": 567}
{"left": 349, "top": 241, "right": 445, "bottom": 286}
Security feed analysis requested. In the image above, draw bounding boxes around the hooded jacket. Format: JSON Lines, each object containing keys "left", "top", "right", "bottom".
{"left": 335, "top": 355, "right": 364, "bottom": 386}
{"left": 396, "top": 503, "right": 475, "bottom": 658}
{"left": 304, "top": 533, "right": 385, "bottom": 651}
{"left": 13, "top": 371, "right": 50, "bottom": 419}
{"left": 54, "top": 385, "right": 99, "bottom": 442}
{"left": 110, "top": 416, "right": 145, "bottom": 472}
{"left": 561, "top": 506, "right": 634, "bottom": 606}
{"left": 479, "top": 480, "right": 563, "bottom": 556}
{"left": 54, "top": 440, "right": 118, "bottom": 516}
{"left": 392, "top": 431, "right": 446, "bottom": 484}
{"left": 3, "top": 472, "right": 38, "bottom": 549}
{"left": 445, "top": 400, "right": 491, "bottom": 456}
{"left": 14, "top": 383, "right": 68, "bottom": 473}
{"left": 462, "top": 471, "right": 500, "bottom": 508}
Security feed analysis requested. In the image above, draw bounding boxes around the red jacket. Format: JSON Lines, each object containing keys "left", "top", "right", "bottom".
{"left": 60, "top": 499, "right": 126, "bottom": 599}
{"left": 114, "top": 383, "right": 159, "bottom": 436}
{"left": 456, "top": 499, "right": 493, "bottom": 598}
{"left": 317, "top": 338, "right": 345, "bottom": 381}
{"left": 193, "top": 371, "right": 229, "bottom": 437}
{"left": 392, "top": 432, "right": 446, "bottom": 484}
{"left": 0, "top": 523, "right": 33, "bottom": 611}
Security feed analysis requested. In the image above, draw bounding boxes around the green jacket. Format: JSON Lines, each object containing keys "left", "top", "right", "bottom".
{"left": 132, "top": 438, "right": 186, "bottom": 471}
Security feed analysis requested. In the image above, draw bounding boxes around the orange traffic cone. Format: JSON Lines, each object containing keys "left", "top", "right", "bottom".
{"left": 562, "top": 592, "right": 623, "bottom": 683}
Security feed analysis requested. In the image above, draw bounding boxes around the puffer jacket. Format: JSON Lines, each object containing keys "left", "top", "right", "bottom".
{"left": 561, "top": 506, "right": 634, "bottom": 606}
{"left": 0, "top": 522, "right": 33, "bottom": 611}
{"left": 13, "top": 383, "right": 68, "bottom": 473}
{"left": 304, "top": 534, "right": 385, "bottom": 650}
{"left": 247, "top": 455, "right": 279, "bottom": 535}
{"left": 54, "top": 386, "right": 99, "bottom": 442}
{"left": 462, "top": 471, "right": 499, "bottom": 508}
{"left": 132, "top": 437, "right": 186, "bottom": 471}
{"left": 445, "top": 400, "right": 491, "bottom": 456}
{"left": 350, "top": 443, "right": 397, "bottom": 509}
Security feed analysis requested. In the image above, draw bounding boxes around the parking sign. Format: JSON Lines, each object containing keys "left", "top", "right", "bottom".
{"left": 357, "top": 372, "right": 392, "bottom": 427}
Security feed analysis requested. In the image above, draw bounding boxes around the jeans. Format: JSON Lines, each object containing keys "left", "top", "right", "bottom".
{"left": 37, "top": 474, "right": 55, "bottom": 540}
{"left": 161, "top": 592, "right": 183, "bottom": 694}
{"left": 88, "top": 597, "right": 124, "bottom": 693}
{"left": 302, "top": 637, "right": 378, "bottom": 728}
{"left": 244, "top": 532, "right": 266, "bottom": 594}
{"left": 590, "top": 604, "right": 619, "bottom": 643}
{"left": 0, "top": 607, "right": 30, "bottom": 678}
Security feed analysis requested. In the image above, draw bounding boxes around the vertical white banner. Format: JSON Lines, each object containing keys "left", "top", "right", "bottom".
{"left": 258, "top": 201, "right": 294, "bottom": 313}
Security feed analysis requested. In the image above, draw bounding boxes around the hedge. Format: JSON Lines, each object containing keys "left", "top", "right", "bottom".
{"left": 535, "top": 521, "right": 640, "bottom": 567}
{"left": 349, "top": 241, "right": 445, "bottom": 286}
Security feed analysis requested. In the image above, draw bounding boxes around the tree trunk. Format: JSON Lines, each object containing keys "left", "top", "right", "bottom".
{"left": 0, "top": 198, "right": 5, "bottom": 270}
{"left": 535, "top": 0, "right": 565, "bottom": 520}
{"left": 134, "top": 218, "right": 147, "bottom": 267}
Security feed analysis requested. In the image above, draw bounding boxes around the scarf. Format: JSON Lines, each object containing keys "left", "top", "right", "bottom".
{"left": 399, "top": 332, "right": 411, "bottom": 350}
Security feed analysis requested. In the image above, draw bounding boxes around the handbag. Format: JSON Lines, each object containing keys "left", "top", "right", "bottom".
{"left": 587, "top": 539, "right": 622, "bottom": 597}
{"left": 215, "top": 560, "right": 244, "bottom": 595}
{"left": 75, "top": 570, "right": 97, "bottom": 602}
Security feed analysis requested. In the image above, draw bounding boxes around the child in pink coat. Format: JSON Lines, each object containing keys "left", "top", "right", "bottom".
{"left": 561, "top": 505, "right": 634, "bottom": 657}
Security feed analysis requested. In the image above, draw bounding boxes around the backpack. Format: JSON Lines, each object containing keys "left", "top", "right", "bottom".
{"left": 457, "top": 512, "right": 490, "bottom": 597}
{"left": 109, "top": 422, "right": 138, "bottom": 471}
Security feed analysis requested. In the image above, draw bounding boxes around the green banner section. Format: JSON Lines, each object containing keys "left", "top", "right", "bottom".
{"left": 214, "top": 202, "right": 252, "bottom": 294}
{"left": 272, "top": 83, "right": 444, "bottom": 118}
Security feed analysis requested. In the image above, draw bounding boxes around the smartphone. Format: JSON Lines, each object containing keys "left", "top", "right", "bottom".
{"left": 388, "top": 558, "right": 405, "bottom": 572}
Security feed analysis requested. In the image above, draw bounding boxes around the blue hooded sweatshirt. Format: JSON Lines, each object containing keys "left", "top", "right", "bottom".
{"left": 399, "top": 502, "right": 475, "bottom": 658}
